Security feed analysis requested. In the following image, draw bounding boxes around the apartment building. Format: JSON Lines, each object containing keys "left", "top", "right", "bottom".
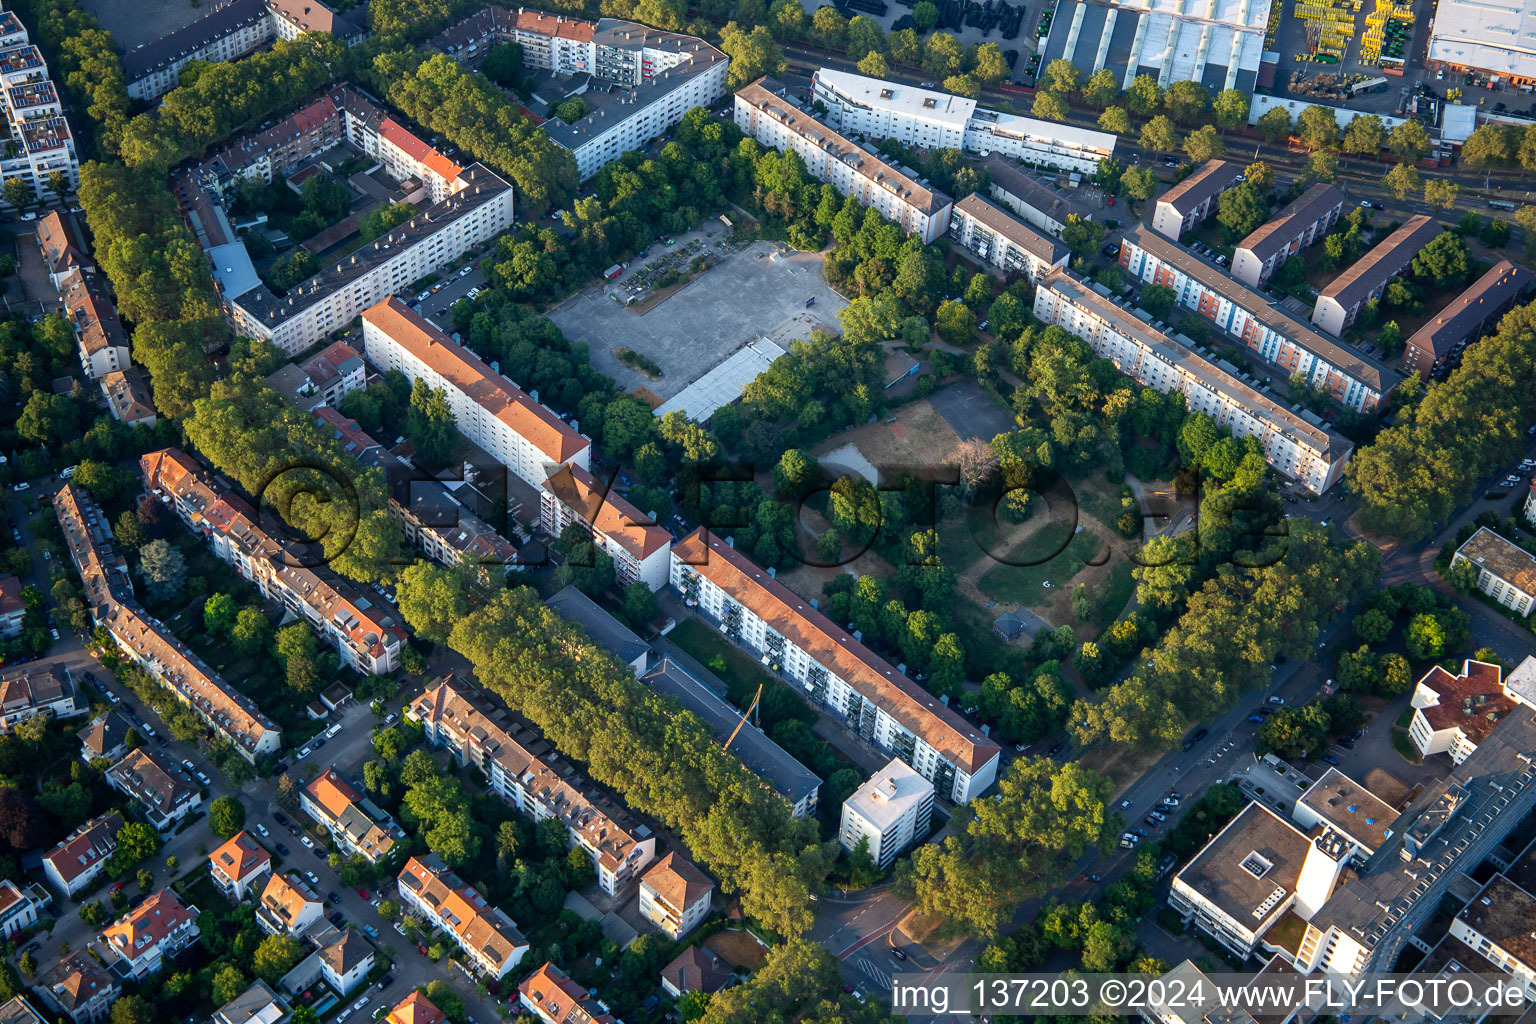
{"left": 0, "top": 665, "right": 84, "bottom": 731}
{"left": 54, "top": 484, "right": 283, "bottom": 762}
{"left": 42, "top": 812, "right": 124, "bottom": 897}
{"left": 1033, "top": 269, "right": 1355, "bottom": 494}
{"left": 948, "top": 193, "right": 1069, "bottom": 284}
{"left": 980, "top": 154, "right": 1095, "bottom": 239}
{"left": 36, "top": 210, "right": 88, "bottom": 288}
{"left": 37, "top": 951, "right": 119, "bottom": 1024}
{"left": 313, "top": 930, "right": 374, "bottom": 995}
{"left": 107, "top": 748, "right": 204, "bottom": 831}
{"left": 361, "top": 298, "right": 590, "bottom": 489}
{"left": 312, "top": 407, "right": 521, "bottom": 572}
{"left": 640, "top": 656, "right": 821, "bottom": 817}
{"left": 382, "top": 992, "right": 444, "bottom": 1024}
{"left": 1313, "top": 214, "right": 1442, "bottom": 335}
{"left": 0, "top": 880, "right": 42, "bottom": 940}
{"left": 124, "top": 0, "right": 366, "bottom": 101}
{"left": 840, "top": 758, "right": 934, "bottom": 870}
{"left": 0, "top": 575, "right": 20, "bottom": 639}
{"left": 210, "top": 831, "right": 274, "bottom": 900}
{"left": 544, "top": 585, "right": 649, "bottom": 672}
{"left": 1405, "top": 658, "right": 1530, "bottom": 765}
{"left": 1400, "top": 259, "right": 1534, "bottom": 380}
{"left": 0, "top": 997, "right": 43, "bottom": 1024}
{"left": 812, "top": 68, "right": 1115, "bottom": 175}
{"left": 1118, "top": 223, "right": 1399, "bottom": 414}
{"left": 77, "top": 711, "right": 132, "bottom": 764}
{"left": 227, "top": 164, "right": 511, "bottom": 354}
{"left": 256, "top": 872, "right": 323, "bottom": 936}
{"left": 1449, "top": 875, "right": 1536, "bottom": 997}
{"left": 518, "top": 963, "right": 620, "bottom": 1024}
{"left": 671, "top": 528, "right": 1001, "bottom": 803}
{"left": 735, "top": 78, "right": 954, "bottom": 245}
{"left": 1451, "top": 527, "right": 1536, "bottom": 616}
{"left": 301, "top": 770, "right": 402, "bottom": 864}
{"left": 408, "top": 676, "right": 657, "bottom": 895}
{"left": 142, "top": 447, "right": 407, "bottom": 674}
{"left": 540, "top": 464, "right": 670, "bottom": 590}
{"left": 266, "top": 340, "right": 366, "bottom": 411}
{"left": 397, "top": 855, "right": 528, "bottom": 978}
{"left": 1291, "top": 768, "right": 1399, "bottom": 856}
{"left": 1231, "top": 184, "right": 1345, "bottom": 287}
{"left": 637, "top": 852, "right": 713, "bottom": 940}
{"left": 1527, "top": 480, "right": 1536, "bottom": 529}
{"left": 59, "top": 269, "right": 130, "bottom": 381}
{"left": 1150, "top": 160, "right": 1243, "bottom": 241}
{"left": 0, "top": 29, "right": 79, "bottom": 204}
{"left": 100, "top": 369, "right": 158, "bottom": 428}
{"left": 102, "top": 890, "right": 201, "bottom": 979}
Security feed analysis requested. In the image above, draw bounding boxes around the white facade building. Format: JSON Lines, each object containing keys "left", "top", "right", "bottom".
{"left": 1150, "top": 160, "right": 1243, "bottom": 241}
{"left": 42, "top": 812, "right": 123, "bottom": 898}
{"left": 361, "top": 298, "right": 591, "bottom": 490}
{"left": 948, "top": 193, "right": 1069, "bottom": 284}
{"left": 735, "top": 78, "right": 953, "bottom": 244}
{"left": 540, "top": 464, "right": 670, "bottom": 591}
{"left": 1407, "top": 658, "right": 1529, "bottom": 765}
{"left": 1451, "top": 527, "right": 1536, "bottom": 617}
{"left": 1231, "top": 183, "right": 1345, "bottom": 287}
{"left": 398, "top": 856, "right": 528, "bottom": 978}
{"left": 227, "top": 164, "right": 513, "bottom": 355}
{"left": 839, "top": 759, "right": 934, "bottom": 870}
{"left": 1033, "top": 270, "right": 1354, "bottom": 494}
{"left": 812, "top": 68, "right": 1115, "bottom": 176}
{"left": 0, "top": 24, "right": 80, "bottom": 205}
{"left": 102, "top": 890, "right": 200, "bottom": 979}
{"left": 637, "top": 853, "right": 713, "bottom": 939}
{"left": 671, "top": 529, "right": 1001, "bottom": 803}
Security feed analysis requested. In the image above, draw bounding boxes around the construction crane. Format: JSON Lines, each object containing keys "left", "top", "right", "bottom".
{"left": 723, "top": 683, "right": 763, "bottom": 752}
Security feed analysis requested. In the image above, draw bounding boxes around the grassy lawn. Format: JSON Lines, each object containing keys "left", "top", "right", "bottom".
{"left": 977, "top": 527, "right": 1106, "bottom": 608}
{"left": 1092, "top": 561, "right": 1136, "bottom": 629}
{"left": 1391, "top": 729, "right": 1423, "bottom": 764}
{"left": 667, "top": 617, "right": 783, "bottom": 711}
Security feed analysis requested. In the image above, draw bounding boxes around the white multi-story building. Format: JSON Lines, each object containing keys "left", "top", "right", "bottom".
{"left": 106, "top": 749, "right": 204, "bottom": 832}
{"left": 42, "top": 812, "right": 123, "bottom": 897}
{"left": 123, "top": 0, "right": 367, "bottom": 101}
{"left": 839, "top": 758, "right": 934, "bottom": 870}
{"left": 0, "top": 22, "right": 80, "bottom": 205}
{"left": 210, "top": 831, "right": 273, "bottom": 900}
{"left": 1150, "top": 160, "right": 1243, "bottom": 240}
{"left": 1231, "top": 183, "right": 1345, "bottom": 287}
{"left": 1406, "top": 658, "right": 1531, "bottom": 765}
{"left": 949, "top": 193, "right": 1068, "bottom": 284}
{"left": 55, "top": 484, "right": 283, "bottom": 762}
{"left": 409, "top": 676, "right": 656, "bottom": 896}
{"left": 0, "top": 880, "right": 42, "bottom": 940}
{"left": 671, "top": 529, "right": 1001, "bottom": 803}
{"left": 540, "top": 464, "right": 670, "bottom": 591}
{"left": 301, "top": 770, "right": 402, "bottom": 865}
{"left": 736, "top": 78, "right": 954, "bottom": 245}
{"left": 227, "top": 164, "right": 512, "bottom": 354}
{"left": 1033, "top": 269, "right": 1354, "bottom": 494}
{"left": 256, "top": 872, "right": 324, "bottom": 937}
{"left": 361, "top": 298, "right": 590, "bottom": 489}
{"left": 1526, "top": 481, "right": 1536, "bottom": 529}
{"left": 1313, "top": 214, "right": 1442, "bottom": 336}
{"left": 397, "top": 855, "right": 528, "bottom": 978}
{"left": 0, "top": 665, "right": 85, "bottom": 731}
{"left": 1118, "top": 222, "right": 1398, "bottom": 415}
{"left": 811, "top": 68, "right": 1115, "bottom": 176}
{"left": 59, "top": 267, "right": 129, "bottom": 382}
{"left": 637, "top": 852, "right": 713, "bottom": 940}
{"left": 102, "top": 890, "right": 200, "bottom": 979}
{"left": 142, "top": 448, "right": 407, "bottom": 675}
{"left": 1451, "top": 527, "right": 1536, "bottom": 617}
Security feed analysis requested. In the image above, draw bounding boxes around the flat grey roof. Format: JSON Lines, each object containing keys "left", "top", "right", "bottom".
{"left": 545, "top": 585, "right": 649, "bottom": 667}
{"left": 641, "top": 656, "right": 821, "bottom": 806}
{"left": 1175, "top": 802, "right": 1311, "bottom": 933}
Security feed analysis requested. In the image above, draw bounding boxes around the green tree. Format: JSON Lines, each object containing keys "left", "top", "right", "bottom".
{"left": 137, "top": 539, "right": 186, "bottom": 603}
{"left": 110, "top": 996, "right": 155, "bottom": 1024}
{"left": 1255, "top": 106, "right": 1292, "bottom": 143}
{"left": 1305, "top": 150, "right": 1339, "bottom": 183}
{"left": 911, "top": 0, "right": 939, "bottom": 30}
{"left": 1042, "top": 59, "right": 1080, "bottom": 94}
{"left": 1062, "top": 214, "right": 1106, "bottom": 256}
{"left": 1411, "top": 233, "right": 1470, "bottom": 289}
{"left": 1424, "top": 178, "right": 1459, "bottom": 210}
{"left": 935, "top": 300, "right": 976, "bottom": 343}
{"left": 1124, "top": 74, "right": 1164, "bottom": 116}
{"left": 719, "top": 23, "right": 784, "bottom": 89}
{"left": 1343, "top": 113, "right": 1387, "bottom": 155}
{"left": 1406, "top": 612, "right": 1447, "bottom": 660}
{"left": 856, "top": 50, "right": 889, "bottom": 78}
{"left": 1212, "top": 88, "right": 1250, "bottom": 131}
{"left": 1461, "top": 124, "right": 1514, "bottom": 169}
{"left": 231, "top": 607, "right": 270, "bottom": 657}
{"left": 406, "top": 378, "right": 459, "bottom": 465}
{"left": 1297, "top": 104, "right": 1339, "bottom": 150}
{"left": 1217, "top": 183, "right": 1265, "bottom": 238}
{"left": 208, "top": 797, "right": 244, "bottom": 838}
{"left": 1183, "top": 125, "right": 1226, "bottom": 164}
{"left": 252, "top": 934, "right": 302, "bottom": 984}
{"left": 1385, "top": 161, "right": 1420, "bottom": 201}
{"left": 922, "top": 33, "right": 963, "bottom": 79}
{"left": 1390, "top": 119, "right": 1431, "bottom": 161}
{"left": 211, "top": 965, "right": 247, "bottom": 1006}
{"left": 552, "top": 97, "right": 587, "bottom": 124}
{"left": 1032, "top": 91, "right": 1068, "bottom": 122}
{"left": 2, "top": 177, "right": 30, "bottom": 209}
{"left": 1121, "top": 165, "right": 1157, "bottom": 201}
{"left": 1098, "top": 106, "right": 1132, "bottom": 135}
{"left": 1139, "top": 115, "right": 1179, "bottom": 153}
{"left": 1081, "top": 68, "right": 1120, "bottom": 108}
{"left": 203, "top": 593, "right": 237, "bottom": 635}
{"left": 1165, "top": 80, "right": 1211, "bottom": 125}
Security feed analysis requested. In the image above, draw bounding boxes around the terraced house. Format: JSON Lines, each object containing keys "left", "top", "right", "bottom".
{"left": 142, "top": 448, "right": 407, "bottom": 675}
{"left": 671, "top": 528, "right": 1001, "bottom": 803}
{"left": 397, "top": 855, "right": 529, "bottom": 978}
{"left": 54, "top": 485, "right": 282, "bottom": 761}
{"left": 409, "top": 676, "right": 657, "bottom": 895}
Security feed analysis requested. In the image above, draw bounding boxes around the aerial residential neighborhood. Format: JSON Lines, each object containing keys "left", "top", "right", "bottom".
{"left": 0, "top": 0, "right": 1534, "bottom": 1020}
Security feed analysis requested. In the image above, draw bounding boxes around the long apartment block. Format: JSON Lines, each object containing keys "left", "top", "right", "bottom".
{"left": 140, "top": 448, "right": 407, "bottom": 675}
{"left": 428, "top": 8, "right": 727, "bottom": 181}
{"left": 123, "top": 0, "right": 366, "bottom": 101}
{"left": 811, "top": 68, "right": 1115, "bottom": 176}
{"left": 0, "top": 10, "right": 79, "bottom": 205}
{"left": 361, "top": 298, "right": 590, "bottom": 490}
{"left": 670, "top": 528, "right": 1000, "bottom": 803}
{"left": 1150, "top": 159, "right": 1243, "bottom": 241}
{"left": 539, "top": 464, "right": 670, "bottom": 591}
{"left": 408, "top": 676, "right": 656, "bottom": 895}
{"left": 1231, "top": 183, "right": 1345, "bottom": 287}
{"left": 53, "top": 485, "right": 281, "bottom": 761}
{"left": 398, "top": 855, "right": 528, "bottom": 978}
{"left": 948, "top": 193, "right": 1069, "bottom": 284}
{"left": 1312, "top": 214, "right": 1442, "bottom": 336}
{"left": 735, "top": 78, "right": 953, "bottom": 245}
{"left": 1118, "top": 222, "right": 1399, "bottom": 414}
{"left": 312, "top": 407, "right": 520, "bottom": 571}
{"left": 979, "top": 154, "right": 1095, "bottom": 239}
{"left": 1033, "top": 269, "right": 1354, "bottom": 494}
{"left": 226, "top": 164, "right": 513, "bottom": 354}
{"left": 1400, "top": 259, "right": 1534, "bottom": 380}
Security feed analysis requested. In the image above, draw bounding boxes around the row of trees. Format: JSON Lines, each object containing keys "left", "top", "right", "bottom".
{"left": 1347, "top": 302, "right": 1536, "bottom": 540}
{"left": 14, "top": 0, "right": 131, "bottom": 156}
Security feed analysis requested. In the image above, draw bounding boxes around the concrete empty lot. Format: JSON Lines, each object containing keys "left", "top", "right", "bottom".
{"left": 928, "top": 379, "right": 1018, "bottom": 442}
{"left": 84, "top": 0, "right": 213, "bottom": 49}
{"left": 551, "top": 241, "right": 848, "bottom": 401}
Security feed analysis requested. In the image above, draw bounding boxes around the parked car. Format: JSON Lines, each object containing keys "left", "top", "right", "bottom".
{"left": 300, "top": 835, "right": 315, "bottom": 849}
{"left": 1268, "top": 696, "right": 1286, "bottom": 705}
{"left": 276, "top": 842, "right": 291, "bottom": 856}
{"left": 273, "top": 812, "right": 289, "bottom": 826}
{"left": 1148, "top": 810, "right": 1167, "bottom": 821}
{"left": 305, "top": 870, "right": 321, "bottom": 887}
{"left": 1322, "top": 754, "right": 1341, "bottom": 766}
{"left": 196, "top": 771, "right": 211, "bottom": 786}
{"left": 255, "top": 823, "right": 270, "bottom": 838}
{"left": 890, "top": 947, "right": 907, "bottom": 960}
{"left": 376, "top": 976, "right": 394, "bottom": 991}
{"left": 1248, "top": 714, "right": 1264, "bottom": 723}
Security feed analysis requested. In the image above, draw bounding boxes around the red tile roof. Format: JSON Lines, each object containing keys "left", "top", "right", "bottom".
{"left": 377, "top": 118, "right": 463, "bottom": 185}
{"left": 541, "top": 464, "right": 670, "bottom": 561}
{"left": 210, "top": 831, "right": 271, "bottom": 884}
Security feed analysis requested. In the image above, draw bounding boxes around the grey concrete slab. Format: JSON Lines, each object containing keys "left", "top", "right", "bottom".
{"left": 926, "top": 379, "right": 1016, "bottom": 442}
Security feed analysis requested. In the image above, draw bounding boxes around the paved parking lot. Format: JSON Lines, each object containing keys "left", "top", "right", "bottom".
{"left": 927, "top": 379, "right": 1016, "bottom": 442}
{"left": 550, "top": 239, "right": 849, "bottom": 401}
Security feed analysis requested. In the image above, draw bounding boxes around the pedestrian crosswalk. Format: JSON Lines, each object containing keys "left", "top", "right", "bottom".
{"left": 856, "top": 956, "right": 892, "bottom": 990}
